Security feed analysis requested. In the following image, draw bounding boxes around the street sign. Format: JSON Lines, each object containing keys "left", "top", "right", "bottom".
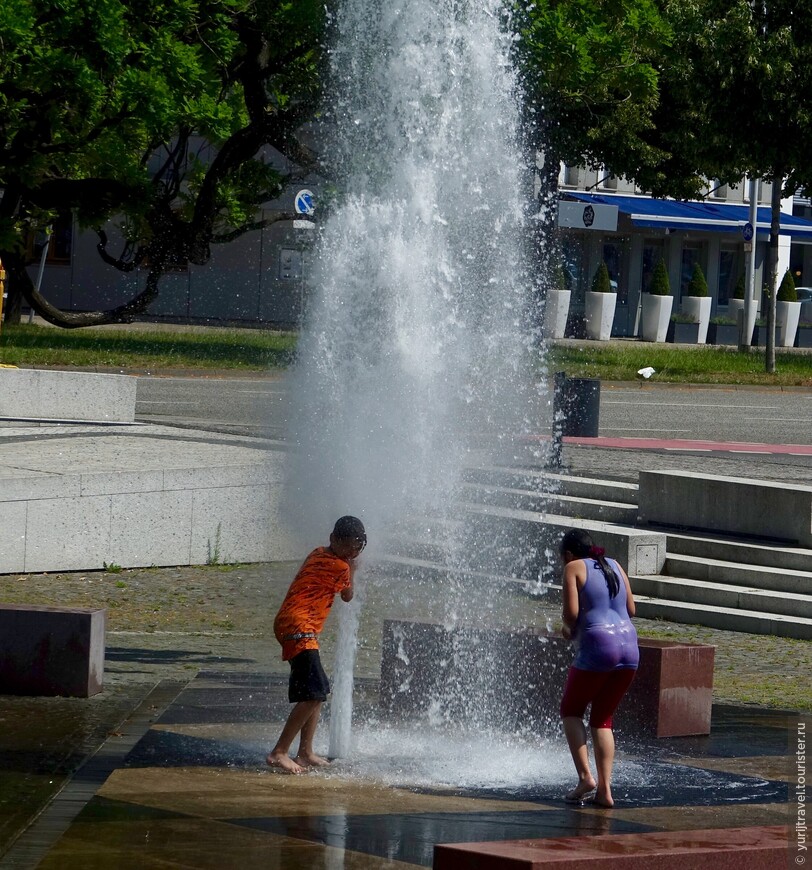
{"left": 742, "top": 222, "right": 754, "bottom": 242}
{"left": 294, "top": 189, "right": 315, "bottom": 215}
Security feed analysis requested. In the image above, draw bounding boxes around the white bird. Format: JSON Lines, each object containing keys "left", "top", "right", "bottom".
{"left": 637, "top": 366, "right": 656, "bottom": 379}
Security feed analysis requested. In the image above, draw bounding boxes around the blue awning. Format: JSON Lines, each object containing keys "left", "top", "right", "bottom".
{"left": 565, "top": 192, "right": 812, "bottom": 238}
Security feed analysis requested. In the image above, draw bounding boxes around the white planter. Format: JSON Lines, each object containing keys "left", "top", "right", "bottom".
{"left": 681, "top": 296, "right": 712, "bottom": 344}
{"left": 726, "top": 298, "right": 757, "bottom": 344}
{"left": 640, "top": 294, "right": 673, "bottom": 342}
{"left": 776, "top": 300, "right": 802, "bottom": 347}
{"left": 584, "top": 291, "right": 617, "bottom": 341}
{"left": 543, "top": 289, "right": 571, "bottom": 339}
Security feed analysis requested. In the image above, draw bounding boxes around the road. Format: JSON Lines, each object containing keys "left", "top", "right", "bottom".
{"left": 135, "top": 376, "right": 812, "bottom": 447}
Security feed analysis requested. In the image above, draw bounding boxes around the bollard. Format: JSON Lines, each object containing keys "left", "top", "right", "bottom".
{"left": 553, "top": 372, "right": 600, "bottom": 438}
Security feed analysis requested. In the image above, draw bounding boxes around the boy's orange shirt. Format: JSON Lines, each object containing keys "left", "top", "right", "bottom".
{"left": 273, "top": 547, "right": 352, "bottom": 660}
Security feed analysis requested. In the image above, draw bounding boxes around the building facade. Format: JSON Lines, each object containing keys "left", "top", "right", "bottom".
{"left": 557, "top": 166, "right": 812, "bottom": 336}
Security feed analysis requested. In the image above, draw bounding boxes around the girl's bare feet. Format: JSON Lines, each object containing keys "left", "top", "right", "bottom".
{"left": 564, "top": 777, "right": 597, "bottom": 803}
{"left": 266, "top": 751, "right": 304, "bottom": 774}
{"left": 294, "top": 752, "right": 330, "bottom": 768}
{"left": 590, "top": 792, "right": 614, "bottom": 808}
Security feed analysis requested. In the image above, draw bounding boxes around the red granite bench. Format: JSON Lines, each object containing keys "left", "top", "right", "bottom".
{"left": 381, "top": 620, "right": 714, "bottom": 738}
{"left": 0, "top": 604, "right": 105, "bottom": 697}
{"left": 434, "top": 825, "right": 790, "bottom": 869}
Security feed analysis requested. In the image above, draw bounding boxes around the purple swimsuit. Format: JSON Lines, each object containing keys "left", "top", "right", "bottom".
{"left": 573, "top": 558, "right": 639, "bottom": 672}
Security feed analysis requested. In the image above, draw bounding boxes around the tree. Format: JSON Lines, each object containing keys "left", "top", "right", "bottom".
{"left": 0, "top": 0, "right": 325, "bottom": 327}
{"left": 516, "top": 0, "right": 672, "bottom": 295}
{"left": 635, "top": 0, "right": 812, "bottom": 370}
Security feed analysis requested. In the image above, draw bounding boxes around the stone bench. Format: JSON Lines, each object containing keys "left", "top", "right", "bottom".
{"left": 638, "top": 469, "right": 812, "bottom": 547}
{"left": 0, "top": 368, "right": 136, "bottom": 422}
{"left": 433, "top": 825, "right": 790, "bottom": 869}
{"left": 0, "top": 605, "right": 105, "bottom": 697}
{"left": 380, "top": 619, "right": 714, "bottom": 738}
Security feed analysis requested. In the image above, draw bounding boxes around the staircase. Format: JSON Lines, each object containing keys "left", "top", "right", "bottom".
{"left": 379, "top": 464, "right": 812, "bottom": 640}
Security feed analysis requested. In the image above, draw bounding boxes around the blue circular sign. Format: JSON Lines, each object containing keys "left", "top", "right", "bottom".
{"left": 294, "top": 189, "right": 315, "bottom": 215}
{"left": 742, "top": 222, "right": 754, "bottom": 242}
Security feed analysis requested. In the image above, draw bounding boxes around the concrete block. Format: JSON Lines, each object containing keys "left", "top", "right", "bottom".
{"left": 0, "top": 501, "right": 27, "bottom": 573}
{"left": 190, "top": 484, "right": 273, "bottom": 564}
{"left": 380, "top": 620, "right": 715, "bottom": 739}
{"left": 463, "top": 504, "right": 667, "bottom": 577}
{"left": 110, "top": 490, "right": 193, "bottom": 567}
{"left": 639, "top": 469, "right": 812, "bottom": 547}
{"left": 24, "top": 495, "right": 112, "bottom": 572}
{"left": 433, "top": 826, "right": 790, "bottom": 869}
{"left": 0, "top": 604, "right": 105, "bottom": 697}
{"left": 0, "top": 369, "right": 136, "bottom": 422}
{"left": 0, "top": 472, "right": 81, "bottom": 502}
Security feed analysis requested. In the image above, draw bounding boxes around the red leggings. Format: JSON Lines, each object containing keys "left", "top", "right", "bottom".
{"left": 559, "top": 666, "right": 636, "bottom": 729}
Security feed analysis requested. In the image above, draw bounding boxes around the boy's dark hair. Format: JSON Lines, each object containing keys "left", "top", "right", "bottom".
{"left": 560, "top": 528, "right": 619, "bottom": 598}
{"left": 333, "top": 515, "right": 366, "bottom": 544}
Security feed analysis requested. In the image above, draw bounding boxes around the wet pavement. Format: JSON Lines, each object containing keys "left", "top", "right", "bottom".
{"left": 0, "top": 551, "right": 807, "bottom": 868}
{"left": 3, "top": 673, "right": 795, "bottom": 869}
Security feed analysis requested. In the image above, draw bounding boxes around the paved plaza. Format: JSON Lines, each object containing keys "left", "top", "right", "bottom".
{"left": 0, "top": 374, "right": 809, "bottom": 867}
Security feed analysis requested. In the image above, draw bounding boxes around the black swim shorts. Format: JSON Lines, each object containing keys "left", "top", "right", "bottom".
{"left": 288, "top": 649, "right": 331, "bottom": 702}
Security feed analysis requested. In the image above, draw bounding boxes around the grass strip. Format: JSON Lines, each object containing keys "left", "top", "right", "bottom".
{"left": 1, "top": 324, "right": 811, "bottom": 385}
{"left": 549, "top": 343, "right": 812, "bottom": 386}
{"left": 0, "top": 324, "right": 296, "bottom": 370}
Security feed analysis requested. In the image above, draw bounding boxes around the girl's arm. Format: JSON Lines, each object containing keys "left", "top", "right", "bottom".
{"left": 619, "top": 564, "right": 635, "bottom": 617}
{"left": 561, "top": 561, "right": 582, "bottom": 633}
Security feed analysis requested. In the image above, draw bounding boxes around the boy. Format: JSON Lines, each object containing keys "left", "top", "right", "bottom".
{"left": 266, "top": 515, "right": 367, "bottom": 774}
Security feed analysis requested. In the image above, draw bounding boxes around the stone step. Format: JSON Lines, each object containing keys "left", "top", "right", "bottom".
{"left": 458, "top": 482, "right": 638, "bottom": 525}
{"left": 373, "top": 554, "right": 533, "bottom": 594}
{"left": 463, "top": 466, "right": 639, "bottom": 505}
{"left": 663, "top": 553, "right": 812, "bottom": 595}
{"left": 665, "top": 531, "right": 812, "bottom": 573}
{"left": 631, "top": 573, "right": 812, "bottom": 619}
{"left": 634, "top": 595, "right": 812, "bottom": 640}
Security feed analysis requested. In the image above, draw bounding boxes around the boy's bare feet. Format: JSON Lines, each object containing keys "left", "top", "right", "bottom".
{"left": 564, "top": 777, "right": 597, "bottom": 803}
{"left": 294, "top": 752, "right": 330, "bottom": 768}
{"left": 266, "top": 752, "right": 304, "bottom": 774}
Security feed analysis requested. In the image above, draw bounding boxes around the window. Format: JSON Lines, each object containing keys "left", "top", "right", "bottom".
{"left": 26, "top": 214, "right": 73, "bottom": 265}
{"left": 642, "top": 242, "right": 665, "bottom": 293}
{"left": 680, "top": 245, "right": 703, "bottom": 301}
{"left": 602, "top": 241, "right": 627, "bottom": 304}
{"left": 717, "top": 247, "right": 739, "bottom": 305}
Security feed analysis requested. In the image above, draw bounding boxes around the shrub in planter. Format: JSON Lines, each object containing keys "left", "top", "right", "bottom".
{"left": 733, "top": 274, "right": 746, "bottom": 300}
{"left": 687, "top": 262, "right": 709, "bottom": 297}
{"left": 649, "top": 258, "right": 671, "bottom": 297}
{"left": 776, "top": 270, "right": 801, "bottom": 346}
{"left": 585, "top": 262, "right": 617, "bottom": 340}
{"left": 682, "top": 263, "right": 711, "bottom": 343}
{"left": 544, "top": 265, "right": 571, "bottom": 339}
{"left": 641, "top": 259, "right": 673, "bottom": 342}
{"left": 778, "top": 270, "right": 797, "bottom": 302}
{"left": 591, "top": 261, "right": 612, "bottom": 293}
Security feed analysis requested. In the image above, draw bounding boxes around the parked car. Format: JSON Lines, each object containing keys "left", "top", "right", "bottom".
{"left": 795, "top": 287, "right": 812, "bottom": 322}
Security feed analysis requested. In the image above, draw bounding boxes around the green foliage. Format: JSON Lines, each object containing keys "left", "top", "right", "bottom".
{"left": 733, "top": 274, "right": 746, "bottom": 300}
{"left": 591, "top": 261, "right": 613, "bottom": 293}
{"left": 777, "top": 270, "right": 798, "bottom": 302}
{"left": 516, "top": 0, "right": 672, "bottom": 183}
{"left": 649, "top": 259, "right": 672, "bottom": 296}
{"left": 0, "top": 0, "right": 326, "bottom": 325}
{"left": 687, "top": 262, "right": 709, "bottom": 297}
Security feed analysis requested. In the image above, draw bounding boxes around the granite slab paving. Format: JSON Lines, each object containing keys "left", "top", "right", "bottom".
{"left": 5, "top": 673, "right": 795, "bottom": 869}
